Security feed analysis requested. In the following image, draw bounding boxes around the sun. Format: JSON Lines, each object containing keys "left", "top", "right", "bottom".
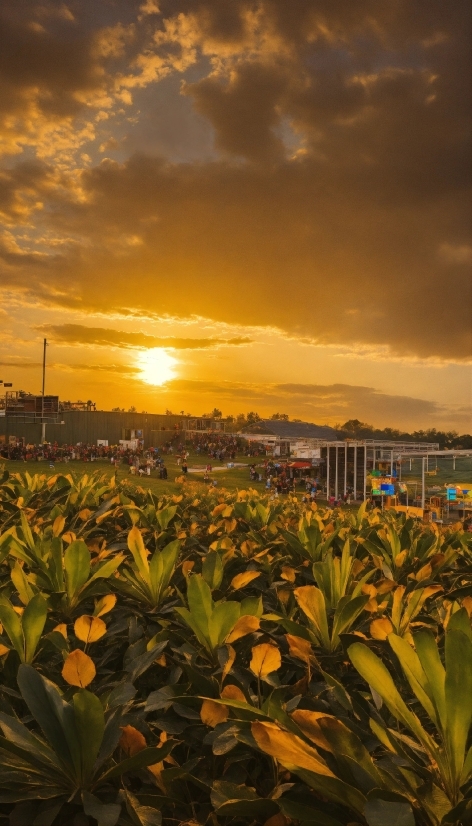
{"left": 137, "top": 348, "right": 177, "bottom": 385}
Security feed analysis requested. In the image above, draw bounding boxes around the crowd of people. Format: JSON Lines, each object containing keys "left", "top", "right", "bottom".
{"left": 0, "top": 440, "right": 177, "bottom": 478}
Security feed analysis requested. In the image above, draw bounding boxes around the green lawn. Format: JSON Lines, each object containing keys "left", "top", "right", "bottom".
{"left": 3, "top": 453, "right": 471, "bottom": 502}
{"left": 399, "top": 455, "right": 472, "bottom": 491}
{"left": 1, "top": 453, "right": 271, "bottom": 497}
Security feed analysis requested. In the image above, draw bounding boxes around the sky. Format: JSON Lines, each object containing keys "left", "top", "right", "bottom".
{"left": 0, "top": 0, "right": 471, "bottom": 431}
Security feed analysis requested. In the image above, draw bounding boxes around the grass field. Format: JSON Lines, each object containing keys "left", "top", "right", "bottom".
{"left": 2, "top": 453, "right": 471, "bottom": 502}
{"left": 399, "top": 455, "right": 472, "bottom": 491}
{"left": 1, "top": 453, "right": 269, "bottom": 497}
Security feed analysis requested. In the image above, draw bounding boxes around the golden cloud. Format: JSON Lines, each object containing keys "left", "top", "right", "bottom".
{"left": 36, "top": 323, "right": 253, "bottom": 350}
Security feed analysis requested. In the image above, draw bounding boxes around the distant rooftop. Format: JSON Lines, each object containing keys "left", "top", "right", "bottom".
{"left": 243, "top": 419, "right": 339, "bottom": 440}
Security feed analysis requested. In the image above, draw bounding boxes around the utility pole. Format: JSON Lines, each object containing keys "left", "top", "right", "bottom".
{"left": 41, "top": 338, "right": 47, "bottom": 444}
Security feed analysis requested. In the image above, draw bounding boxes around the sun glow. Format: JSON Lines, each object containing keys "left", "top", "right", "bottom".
{"left": 137, "top": 348, "right": 177, "bottom": 385}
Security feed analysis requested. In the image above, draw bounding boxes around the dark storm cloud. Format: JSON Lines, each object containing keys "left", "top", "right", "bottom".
{"left": 36, "top": 324, "right": 252, "bottom": 349}
{"left": 0, "top": 0, "right": 471, "bottom": 362}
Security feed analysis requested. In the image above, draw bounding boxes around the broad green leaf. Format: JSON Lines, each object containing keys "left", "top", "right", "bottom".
{"left": 0, "top": 597, "right": 24, "bottom": 658}
{"left": 11, "top": 561, "right": 36, "bottom": 606}
{"left": 202, "top": 552, "right": 224, "bottom": 590}
{"left": 73, "top": 690, "right": 105, "bottom": 783}
{"left": 82, "top": 791, "right": 121, "bottom": 826}
{"left": 445, "top": 627, "right": 472, "bottom": 785}
{"left": 17, "top": 665, "right": 79, "bottom": 776}
{"left": 364, "top": 792, "right": 415, "bottom": 826}
{"left": 348, "top": 642, "right": 434, "bottom": 752}
{"left": 64, "top": 540, "right": 90, "bottom": 600}
{"left": 388, "top": 634, "right": 438, "bottom": 725}
{"left": 22, "top": 593, "right": 47, "bottom": 663}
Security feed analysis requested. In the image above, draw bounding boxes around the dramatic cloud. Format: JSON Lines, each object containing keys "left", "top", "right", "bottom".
{"left": 36, "top": 323, "right": 253, "bottom": 349}
{"left": 150, "top": 379, "right": 471, "bottom": 431}
{"left": 0, "top": 1, "right": 470, "bottom": 427}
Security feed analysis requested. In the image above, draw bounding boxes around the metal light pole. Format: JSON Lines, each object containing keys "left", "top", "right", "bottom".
{"left": 41, "top": 338, "right": 47, "bottom": 444}
{"left": 421, "top": 456, "right": 425, "bottom": 510}
{"left": 335, "top": 445, "right": 339, "bottom": 500}
{"left": 344, "top": 442, "right": 347, "bottom": 497}
{"left": 353, "top": 444, "right": 357, "bottom": 500}
{"left": 326, "top": 445, "right": 330, "bottom": 499}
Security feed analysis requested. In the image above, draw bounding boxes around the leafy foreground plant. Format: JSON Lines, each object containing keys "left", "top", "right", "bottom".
{"left": 250, "top": 611, "right": 472, "bottom": 826}
{"left": 0, "top": 664, "right": 172, "bottom": 825}
{"left": 0, "top": 471, "right": 470, "bottom": 825}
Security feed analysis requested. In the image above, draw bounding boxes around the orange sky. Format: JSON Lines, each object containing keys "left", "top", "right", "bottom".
{"left": 0, "top": 1, "right": 471, "bottom": 430}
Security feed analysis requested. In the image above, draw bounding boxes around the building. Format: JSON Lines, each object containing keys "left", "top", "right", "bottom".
{"left": 0, "top": 403, "right": 225, "bottom": 448}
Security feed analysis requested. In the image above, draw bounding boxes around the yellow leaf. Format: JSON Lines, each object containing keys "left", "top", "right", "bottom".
{"left": 93, "top": 594, "right": 117, "bottom": 617}
{"left": 291, "top": 709, "right": 335, "bottom": 752}
{"left": 221, "top": 644, "right": 236, "bottom": 681}
{"left": 225, "top": 615, "right": 260, "bottom": 644}
{"left": 128, "top": 526, "right": 149, "bottom": 572}
{"left": 240, "top": 540, "right": 258, "bottom": 557}
{"left": 155, "top": 654, "right": 167, "bottom": 666}
{"left": 78, "top": 509, "right": 92, "bottom": 522}
{"left": 462, "top": 596, "right": 472, "bottom": 616}
{"left": 224, "top": 518, "right": 237, "bottom": 533}
{"left": 376, "top": 579, "right": 396, "bottom": 595}
{"left": 278, "top": 588, "right": 291, "bottom": 606}
{"left": 0, "top": 644, "right": 10, "bottom": 656}
{"left": 200, "top": 699, "right": 228, "bottom": 727}
{"left": 395, "top": 550, "right": 408, "bottom": 569}
{"left": 285, "top": 634, "right": 313, "bottom": 665}
{"left": 62, "top": 649, "right": 96, "bottom": 688}
{"left": 264, "top": 815, "right": 288, "bottom": 826}
{"left": 182, "top": 560, "right": 195, "bottom": 577}
{"left": 74, "top": 615, "right": 107, "bottom": 644}
{"left": 52, "top": 515, "right": 65, "bottom": 537}
{"left": 250, "top": 643, "right": 281, "bottom": 678}
{"left": 212, "top": 503, "right": 227, "bottom": 516}
{"left": 53, "top": 623, "right": 68, "bottom": 639}
{"left": 119, "top": 725, "right": 146, "bottom": 756}
{"left": 62, "top": 531, "right": 76, "bottom": 544}
{"left": 251, "top": 721, "right": 335, "bottom": 776}
{"left": 208, "top": 524, "right": 218, "bottom": 535}
{"left": 231, "top": 571, "right": 260, "bottom": 590}
{"left": 370, "top": 618, "right": 394, "bottom": 640}
{"left": 415, "top": 563, "right": 432, "bottom": 582}
{"left": 221, "top": 684, "right": 246, "bottom": 702}
{"left": 172, "top": 495, "right": 183, "bottom": 503}
{"left": 281, "top": 566, "right": 296, "bottom": 583}
{"left": 13, "top": 606, "right": 24, "bottom": 616}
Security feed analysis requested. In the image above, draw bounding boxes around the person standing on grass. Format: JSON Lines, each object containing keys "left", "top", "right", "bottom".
{"left": 182, "top": 460, "right": 188, "bottom": 474}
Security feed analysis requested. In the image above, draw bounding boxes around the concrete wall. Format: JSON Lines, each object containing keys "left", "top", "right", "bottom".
{"left": 0, "top": 410, "right": 188, "bottom": 447}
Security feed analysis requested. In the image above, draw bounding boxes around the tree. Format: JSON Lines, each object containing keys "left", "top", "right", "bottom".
{"left": 211, "top": 408, "right": 222, "bottom": 419}
{"left": 341, "top": 419, "right": 373, "bottom": 433}
{"left": 246, "top": 411, "right": 261, "bottom": 424}
{"left": 270, "top": 413, "right": 289, "bottom": 421}
{"left": 128, "top": 406, "right": 136, "bottom": 413}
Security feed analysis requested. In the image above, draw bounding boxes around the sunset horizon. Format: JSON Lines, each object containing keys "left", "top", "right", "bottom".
{"left": 1, "top": 0, "right": 470, "bottom": 431}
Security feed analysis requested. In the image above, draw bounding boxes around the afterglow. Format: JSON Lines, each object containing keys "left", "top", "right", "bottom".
{"left": 137, "top": 348, "right": 177, "bottom": 385}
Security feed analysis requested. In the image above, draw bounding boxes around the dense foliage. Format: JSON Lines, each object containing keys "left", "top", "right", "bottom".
{"left": 0, "top": 469, "right": 470, "bottom": 826}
